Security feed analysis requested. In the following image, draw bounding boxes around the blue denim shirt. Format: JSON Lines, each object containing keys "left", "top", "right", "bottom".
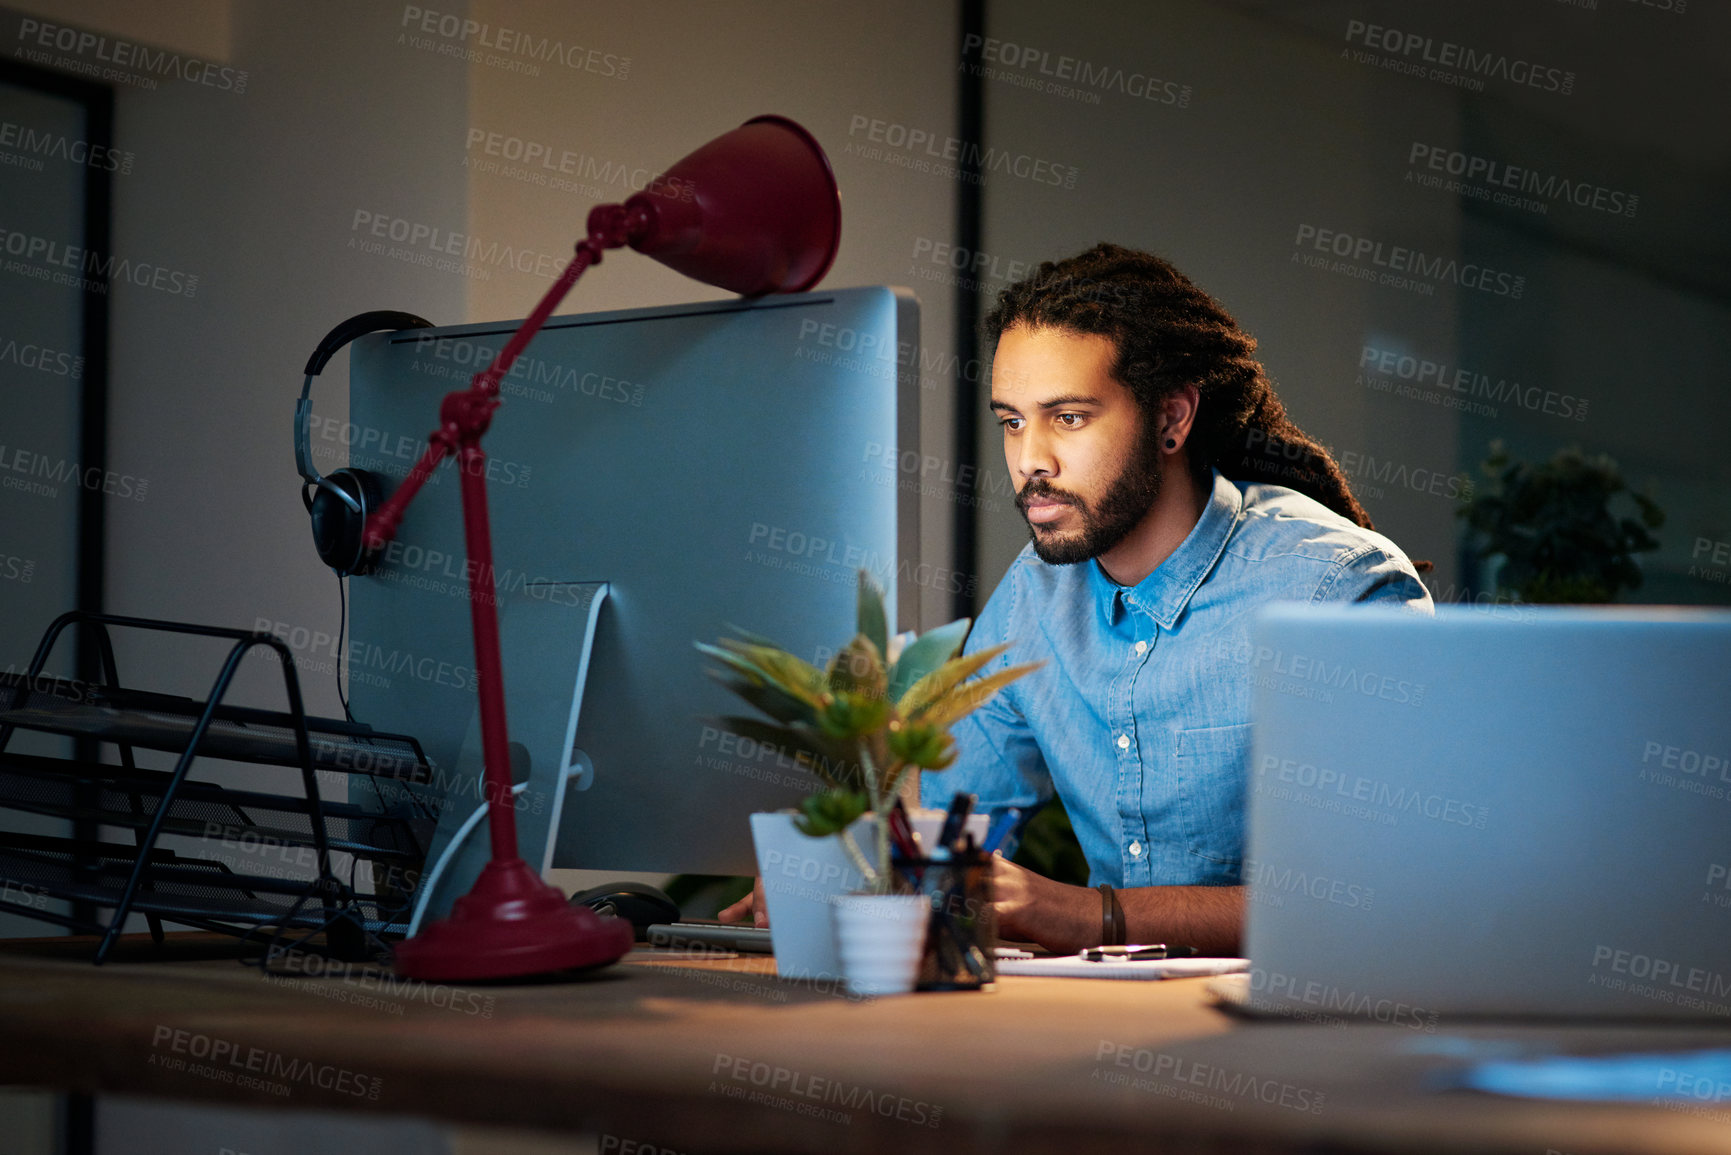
{"left": 922, "top": 469, "right": 1432, "bottom": 888}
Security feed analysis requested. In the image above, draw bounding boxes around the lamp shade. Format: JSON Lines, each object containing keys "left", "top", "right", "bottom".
{"left": 590, "top": 115, "right": 841, "bottom": 297}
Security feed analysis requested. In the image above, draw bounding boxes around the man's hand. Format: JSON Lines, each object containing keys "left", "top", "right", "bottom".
{"left": 717, "top": 877, "right": 768, "bottom": 928}
{"left": 991, "top": 853, "right": 1096, "bottom": 954}
{"left": 991, "top": 856, "right": 1246, "bottom": 956}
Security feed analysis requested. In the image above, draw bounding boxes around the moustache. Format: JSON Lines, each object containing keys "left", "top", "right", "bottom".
{"left": 1016, "top": 480, "right": 1083, "bottom": 514}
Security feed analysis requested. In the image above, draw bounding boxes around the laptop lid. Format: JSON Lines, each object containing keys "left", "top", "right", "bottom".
{"left": 1244, "top": 604, "right": 1731, "bottom": 1022}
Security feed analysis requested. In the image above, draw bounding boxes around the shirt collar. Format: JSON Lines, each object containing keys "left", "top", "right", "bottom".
{"left": 1092, "top": 469, "right": 1244, "bottom": 631}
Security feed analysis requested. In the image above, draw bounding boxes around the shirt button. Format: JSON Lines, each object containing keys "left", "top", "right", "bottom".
{"left": 1116, "top": 734, "right": 1130, "bottom": 750}
{"left": 1134, "top": 640, "right": 1148, "bottom": 655}
{"left": 1129, "top": 841, "right": 1143, "bottom": 857}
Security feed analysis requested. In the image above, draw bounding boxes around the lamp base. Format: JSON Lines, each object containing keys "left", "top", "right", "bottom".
{"left": 393, "top": 857, "right": 633, "bottom": 982}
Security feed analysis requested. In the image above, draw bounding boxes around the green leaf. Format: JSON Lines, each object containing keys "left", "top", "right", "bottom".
{"left": 827, "top": 634, "right": 887, "bottom": 702}
{"left": 915, "top": 662, "right": 1043, "bottom": 730}
{"left": 856, "top": 571, "right": 889, "bottom": 659}
{"left": 794, "top": 788, "right": 869, "bottom": 838}
{"left": 706, "top": 640, "right": 828, "bottom": 705}
{"left": 899, "top": 643, "right": 1010, "bottom": 719}
{"left": 706, "top": 715, "right": 863, "bottom": 791}
{"left": 887, "top": 721, "right": 956, "bottom": 770}
{"left": 886, "top": 617, "right": 970, "bottom": 704}
{"left": 817, "top": 691, "right": 891, "bottom": 742}
{"left": 702, "top": 668, "right": 817, "bottom": 726}
{"left": 722, "top": 623, "right": 783, "bottom": 649}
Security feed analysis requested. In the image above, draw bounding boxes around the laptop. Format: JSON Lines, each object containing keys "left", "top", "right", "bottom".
{"left": 1231, "top": 604, "right": 1731, "bottom": 1023}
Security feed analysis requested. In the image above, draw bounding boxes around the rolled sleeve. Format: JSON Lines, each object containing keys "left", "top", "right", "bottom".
{"left": 919, "top": 567, "right": 1053, "bottom": 814}
{"left": 1313, "top": 544, "right": 1435, "bottom": 614}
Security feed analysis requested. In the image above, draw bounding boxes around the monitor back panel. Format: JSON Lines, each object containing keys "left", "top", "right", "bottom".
{"left": 347, "top": 287, "right": 918, "bottom": 874}
{"left": 1245, "top": 605, "right": 1731, "bottom": 1021}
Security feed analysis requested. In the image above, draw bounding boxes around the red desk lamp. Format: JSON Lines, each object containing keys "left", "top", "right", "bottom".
{"left": 371, "top": 116, "right": 841, "bottom": 981}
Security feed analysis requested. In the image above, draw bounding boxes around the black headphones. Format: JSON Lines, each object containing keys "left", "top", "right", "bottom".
{"left": 295, "top": 311, "right": 434, "bottom": 575}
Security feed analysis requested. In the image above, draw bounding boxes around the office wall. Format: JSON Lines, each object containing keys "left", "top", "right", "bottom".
{"left": 458, "top": 0, "right": 966, "bottom": 630}
{"left": 969, "top": 0, "right": 1731, "bottom": 611}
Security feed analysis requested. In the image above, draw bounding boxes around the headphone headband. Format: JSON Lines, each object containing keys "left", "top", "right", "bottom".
{"left": 296, "top": 310, "right": 434, "bottom": 573}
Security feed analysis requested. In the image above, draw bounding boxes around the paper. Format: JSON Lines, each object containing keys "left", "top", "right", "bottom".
{"left": 995, "top": 955, "right": 1250, "bottom": 980}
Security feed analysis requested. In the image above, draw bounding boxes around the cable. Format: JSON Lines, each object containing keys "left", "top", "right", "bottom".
{"left": 334, "top": 571, "right": 352, "bottom": 723}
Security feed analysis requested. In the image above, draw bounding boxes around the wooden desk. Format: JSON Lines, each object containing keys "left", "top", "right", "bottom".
{"left": 1, "top": 934, "right": 1728, "bottom": 1154}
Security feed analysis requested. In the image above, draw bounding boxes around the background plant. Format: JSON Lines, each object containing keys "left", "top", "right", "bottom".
{"left": 1458, "top": 441, "right": 1664, "bottom": 604}
{"left": 698, "top": 572, "right": 1038, "bottom": 893}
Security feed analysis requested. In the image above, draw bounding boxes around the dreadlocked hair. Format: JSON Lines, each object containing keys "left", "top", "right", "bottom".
{"left": 983, "top": 242, "right": 1379, "bottom": 533}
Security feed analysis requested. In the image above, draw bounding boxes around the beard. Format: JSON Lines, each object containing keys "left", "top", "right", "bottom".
{"left": 1016, "top": 420, "right": 1165, "bottom": 566}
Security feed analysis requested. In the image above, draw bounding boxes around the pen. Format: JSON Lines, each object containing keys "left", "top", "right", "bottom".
{"left": 887, "top": 798, "right": 922, "bottom": 861}
{"left": 980, "top": 807, "right": 1023, "bottom": 856}
{"left": 932, "top": 791, "right": 975, "bottom": 860}
{"left": 1080, "top": 944, "right": 1204, "bottom": 961}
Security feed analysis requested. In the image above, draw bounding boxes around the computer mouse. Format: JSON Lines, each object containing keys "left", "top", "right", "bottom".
{"left": 570, "top": 881, "right": 681, "bottom": 942}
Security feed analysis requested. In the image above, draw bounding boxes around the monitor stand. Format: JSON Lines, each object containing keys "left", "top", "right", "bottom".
{"left": 406, "top": 581, "right": 608, "bottom": 934}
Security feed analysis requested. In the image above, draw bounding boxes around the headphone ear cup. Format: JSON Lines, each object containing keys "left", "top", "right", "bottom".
{"left": 310, "top": 469, "right": 384, "bottom": 575}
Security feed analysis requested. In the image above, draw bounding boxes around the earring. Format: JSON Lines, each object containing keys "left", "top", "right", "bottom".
{"left": 1165, "top": 438, "right": 1177, "bottom": 450}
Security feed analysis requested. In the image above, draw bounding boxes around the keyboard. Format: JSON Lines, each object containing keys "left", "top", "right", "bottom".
{"left": 645, "top": 921, "right": 774, "bottom": 954}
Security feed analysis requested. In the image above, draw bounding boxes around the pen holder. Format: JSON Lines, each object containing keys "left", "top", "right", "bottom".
{"left": 903, "top": 850, "right": 995, "bottom": 991}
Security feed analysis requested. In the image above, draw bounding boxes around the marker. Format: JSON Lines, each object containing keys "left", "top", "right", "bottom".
{"left": 981, "top": 807, "right": 1023, "bottom": 855}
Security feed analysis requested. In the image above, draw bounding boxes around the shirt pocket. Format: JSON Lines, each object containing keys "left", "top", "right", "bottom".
{"left": 1173, "top": 722, "right": 1253, "bottom": 876}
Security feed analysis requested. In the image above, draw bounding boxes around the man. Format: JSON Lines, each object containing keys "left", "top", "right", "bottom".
{"left": 922, "top": 243, "right": 1431, "bottom": 956}
{"left": 722, "top": 244, "right": 1431, "bottom": 949}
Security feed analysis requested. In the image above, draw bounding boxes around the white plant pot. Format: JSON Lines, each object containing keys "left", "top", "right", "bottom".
{"left": 833, "top": 893, "right": 930, "bottom": 997}
{"left": 749, "top": 809, "right": 988, "bottom": 981}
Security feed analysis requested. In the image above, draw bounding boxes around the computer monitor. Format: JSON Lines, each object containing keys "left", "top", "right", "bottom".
{"left": 344, "top": 287, "right": 919, "bottom": 907}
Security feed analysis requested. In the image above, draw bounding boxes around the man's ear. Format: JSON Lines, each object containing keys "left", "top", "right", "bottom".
{"left": 1160, "top": 384, "right": 1201, "bottom": 452}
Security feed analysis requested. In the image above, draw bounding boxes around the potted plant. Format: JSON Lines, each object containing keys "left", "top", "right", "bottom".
{"left": 698, "top": 572, "right": 1036, "bottom": 988}
{"left": 1458, "top": 442, "right": 1664, "bottom": 604}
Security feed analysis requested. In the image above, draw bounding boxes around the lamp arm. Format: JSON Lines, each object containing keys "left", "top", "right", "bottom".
{"left": 354, "top": 218, "right": 633, "bottom": 878}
